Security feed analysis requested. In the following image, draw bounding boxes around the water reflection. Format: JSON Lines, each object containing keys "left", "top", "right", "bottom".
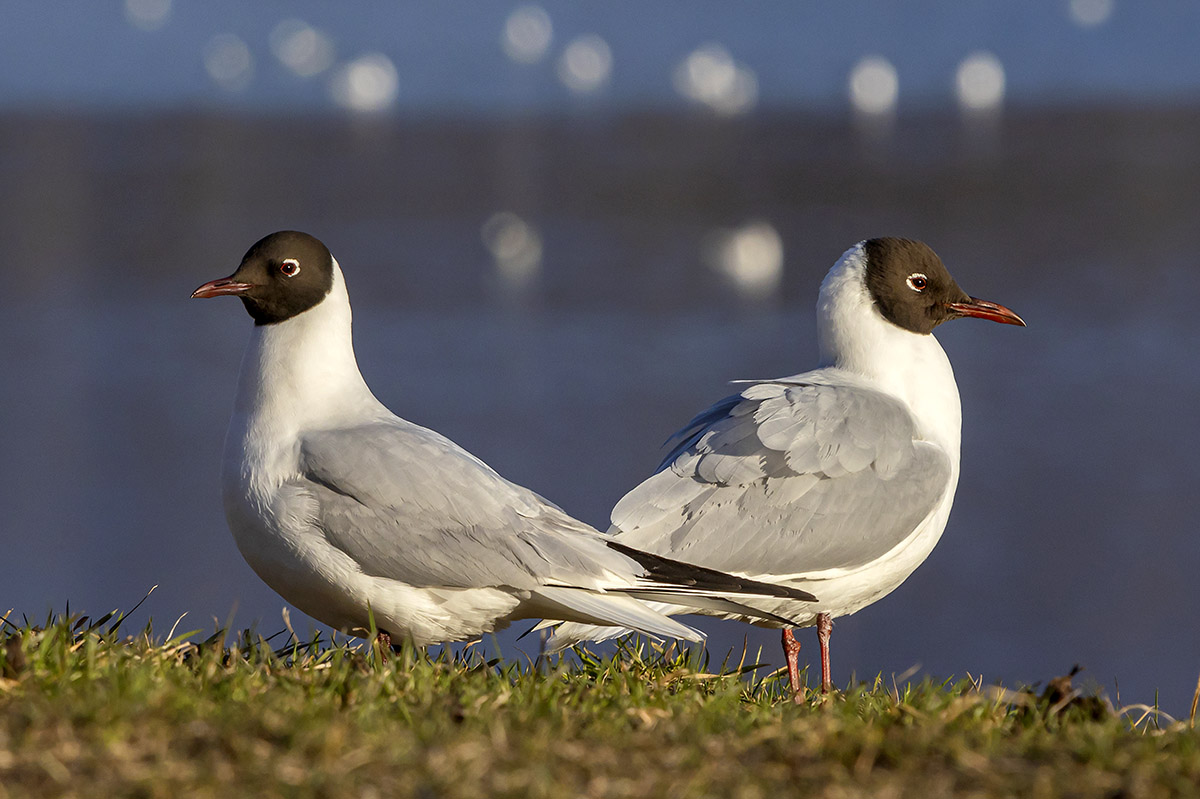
{"left": 1, "top": 109, "right": 1198, "bottom": 716}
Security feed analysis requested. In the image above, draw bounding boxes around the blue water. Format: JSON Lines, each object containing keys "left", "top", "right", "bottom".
{"left": 1, "top": 3, "right": 1199, "bottom": 716}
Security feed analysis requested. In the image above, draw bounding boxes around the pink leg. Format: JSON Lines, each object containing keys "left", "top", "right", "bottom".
{"left": 781, "top": 628, "right": 804, "bottom": 702}
{"left": 816, "top": 613, "right": 833, "bottom": 694}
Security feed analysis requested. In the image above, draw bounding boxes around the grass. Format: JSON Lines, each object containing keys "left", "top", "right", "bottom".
{"left": 1, "top": 608, "right": 1198, "bottom": 798}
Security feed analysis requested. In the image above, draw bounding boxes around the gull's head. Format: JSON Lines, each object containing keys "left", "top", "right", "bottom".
{"left": 816, "top": 237, "right": 1024, "bottom": 373}
{"left": 861, "top": 238, "right": 1025, "bottom": 332}
{"left": 822, "top": 237, "right": 1025, "bottom": 337}
{"left": 191, "top": 231, "right": 336, "bottom": 325}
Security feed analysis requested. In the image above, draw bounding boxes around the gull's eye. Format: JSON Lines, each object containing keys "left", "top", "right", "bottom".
{"left": 906, "top": 273, "right": 928, "bottom": 292}
{"left": 279, "top": 259, "right": 300, "bottom": 277}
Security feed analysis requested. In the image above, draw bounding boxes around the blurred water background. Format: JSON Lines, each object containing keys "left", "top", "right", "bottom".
{"left": 2, "top": 2, "right": 1199, "bottom": 714}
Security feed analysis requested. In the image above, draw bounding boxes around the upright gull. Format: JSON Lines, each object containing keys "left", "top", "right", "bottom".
{"left": 191, "top": 231, "right": 815, "bottom": 650}
{"left": 546, "top": 238, "right": 1024, "bottom": 697}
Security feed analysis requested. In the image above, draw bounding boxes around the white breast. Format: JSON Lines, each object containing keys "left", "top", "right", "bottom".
{"left": 765, "top": 242, "right": 964, "bottom": 621}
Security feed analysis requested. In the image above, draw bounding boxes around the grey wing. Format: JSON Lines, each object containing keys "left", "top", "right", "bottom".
{"left": 610, "top": 373, "right": 953, "bottom": 576}
{"left": 297, "top": 421, "right": 634, "bottom": 591}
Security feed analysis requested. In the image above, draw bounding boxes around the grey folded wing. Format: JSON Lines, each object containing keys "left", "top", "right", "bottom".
{"left": 295, "top": 420, "right": 638, "bottom": 592}
{"left": 610, "top": 372, "right": 953, "bottom": 576}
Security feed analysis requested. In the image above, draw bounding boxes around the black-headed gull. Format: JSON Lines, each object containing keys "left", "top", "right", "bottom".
{"left": 191, "top": 231, "right": 815, "bottom": 651}
{"left": 546, "top": 238, "right": 1024, "bottom": 697}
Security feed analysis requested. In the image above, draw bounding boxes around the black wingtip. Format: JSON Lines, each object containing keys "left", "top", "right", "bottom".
{"left": 606, "top": 540, "right": 817, "bottom": 603}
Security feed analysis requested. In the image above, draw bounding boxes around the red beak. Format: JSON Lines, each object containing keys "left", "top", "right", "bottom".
{"left": 191, "top": 278, "right": 255, "bottom": 299}
{"left": 945, "top": 297, "right": 1026, "bottom": 327}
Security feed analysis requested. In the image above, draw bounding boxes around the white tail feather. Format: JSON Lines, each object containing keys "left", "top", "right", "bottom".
{"left": 530, "top": 589, "right": 703, "bottom": 646}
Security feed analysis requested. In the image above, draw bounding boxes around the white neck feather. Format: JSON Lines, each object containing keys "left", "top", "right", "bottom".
{"left": 230, "top": 260, "right": 381, "bottom": 439}
{"left": 816, "top": 242, "right": 962, "bottom": 459}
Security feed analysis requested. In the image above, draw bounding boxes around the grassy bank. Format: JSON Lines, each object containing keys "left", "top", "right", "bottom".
{"left": 1, "top": 611, "right": 1197, "bottom": 798}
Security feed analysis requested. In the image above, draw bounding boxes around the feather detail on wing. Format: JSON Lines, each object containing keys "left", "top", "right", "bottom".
{"left": 610, "top": 370, "right": 953, "bottom": 576}
{"left": 292, "top": 419, "right": 816, "bottom": 631}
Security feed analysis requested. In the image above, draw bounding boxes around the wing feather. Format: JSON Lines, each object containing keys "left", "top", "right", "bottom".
{"left": 298, "top": 421, "right": 633, "bottom": 592}
{"left": 611, "top": 369, "right": 952, "bottom": 576}
{"left": 296, "top": 420, "right": 817, "bottom": 620}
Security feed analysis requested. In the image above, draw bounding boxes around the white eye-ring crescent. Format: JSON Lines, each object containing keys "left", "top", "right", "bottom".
{"left": 906, "top": 273, "right": 928, "bottom": 292}
{"left": 280, "top": 259, "right": 301, "bottom": 277}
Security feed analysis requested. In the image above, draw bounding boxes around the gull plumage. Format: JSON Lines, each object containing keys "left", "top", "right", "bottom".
{"left": 192, "top": 231, "right": 815, "bottom": 649}
{"left": 546, "top": 238, "right": 1024, "bottom": 697}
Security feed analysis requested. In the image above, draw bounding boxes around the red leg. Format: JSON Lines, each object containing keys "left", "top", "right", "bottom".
{"left": 781, "top": 628, "right": 804, "bottom": 703}
{"left": 816, "top": 613, "right": 833, "bottom": 694}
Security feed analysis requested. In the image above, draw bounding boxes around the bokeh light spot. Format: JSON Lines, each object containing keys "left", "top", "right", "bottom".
{"left": 848, "top": 56, "right": 899, "bottom": 115}
{"left": 124, "top": 0, "right": 171, "bottom": 32}
{"left": 703, "top": 221, "right": 784, "bottom": 299}
{"left": 270, "top": 19, "right": 335, "bottom": 78}
{"left": 203, "top": 34, "right": 254, "bottom": 92}
{"left": 557, "top": 35, "right": 612, "bottom": 94}
{"left": 672, "top": 44, "right": 758, "bottom": 116}
{"left": 1069, "top": 0, "right": 1115, "bottom": 27}
{"left": 955, "top": 51, "right": 1005, "bottom": 112}
{"left": 482, "top": 212, "right": 543, "bottom": 285}
{"left": 502, "top": 5, "right": 553, "bottom": 65}
{"left": 330, "top": 53, "right": 399, "bottom": 112}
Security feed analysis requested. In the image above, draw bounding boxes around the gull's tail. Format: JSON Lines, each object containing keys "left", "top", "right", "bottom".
{"left": 528, "top": 588, "right": 705, "bottom": 644}
{"left": 532, "top": 541, "right": 818, "bottom": 653}
{"left": 535, "top": 602, "right": 682, "bottom": 653}
{"left": 605, "top": 540, "right": 816, "bottom": 609}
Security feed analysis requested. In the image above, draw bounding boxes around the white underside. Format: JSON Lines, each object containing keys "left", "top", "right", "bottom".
{"left": 227, "top": 499, "right": 529, "bottom": 644}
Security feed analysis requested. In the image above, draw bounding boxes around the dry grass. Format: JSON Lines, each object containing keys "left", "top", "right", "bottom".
{"left": 1, "top": 609, "right": 1198, "bottom": 798}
